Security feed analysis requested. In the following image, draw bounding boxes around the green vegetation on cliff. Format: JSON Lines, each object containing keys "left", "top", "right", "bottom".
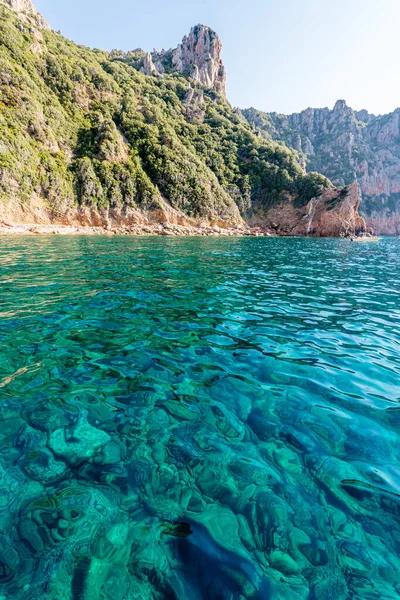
{"left": 0, "top": 4, "right": 330, "bottom": 223}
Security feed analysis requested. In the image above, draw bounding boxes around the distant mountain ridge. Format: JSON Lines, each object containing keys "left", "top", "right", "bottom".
{"left": 243, "top": 101, "right": 400, "bottom": 234}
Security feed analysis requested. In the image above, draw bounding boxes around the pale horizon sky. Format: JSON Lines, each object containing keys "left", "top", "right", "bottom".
{"left": 34, "top": 0, "right": 400, "bottom": 116}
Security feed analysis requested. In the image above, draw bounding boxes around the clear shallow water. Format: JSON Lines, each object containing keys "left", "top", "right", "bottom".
{"left": 0, "top": 236, "right": 399, "bottom": 600}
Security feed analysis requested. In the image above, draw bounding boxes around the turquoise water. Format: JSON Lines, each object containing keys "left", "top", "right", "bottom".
{"left": 0, "top": 236, "right": 399, "bottom": 600}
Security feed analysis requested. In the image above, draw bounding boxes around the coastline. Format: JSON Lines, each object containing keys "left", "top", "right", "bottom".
{"left": 0, "top": 222, "right": 272, "bottom": 237}
{"left": 0, "top": 184, "right": 370, "bottom": 238}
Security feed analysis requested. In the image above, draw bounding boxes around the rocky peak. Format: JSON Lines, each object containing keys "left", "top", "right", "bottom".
{"left": 1, "top": 0, "right": 49, "bottom": 29}
{"left": 141, "top": 53, "right": 158, "bottom": 76}
{"left": 170, "top": 25, "right": 226, "bottom": 96}
{"left": 143, "top": 25, "right": 227, "bottom": 96}
{"left": 3, "top": 0, "right": 34, "bottom": 11}
{"left": 331, "top": 99, "right": 355, "bottom": 124}
{"left": 355, "top": 109, "right": 373, "bottom": 123}
{"left": 333, "top": 99, "right": 348, "bottom": 112}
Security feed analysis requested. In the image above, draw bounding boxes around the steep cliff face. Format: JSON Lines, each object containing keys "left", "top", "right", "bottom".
{"left": 170, "top": 25, "right": 226, "bottom": 96}
{"left": 146, "top": 25, "right": 226, "bottom": 97}
{"left": 254, "top": 183, "right": 368, "bottom": 237}
{"left": 243, "top": 102, "right": 400, "bottom": 234}
{"left": 141, "top": 53, "right": 157, "bottom": 76}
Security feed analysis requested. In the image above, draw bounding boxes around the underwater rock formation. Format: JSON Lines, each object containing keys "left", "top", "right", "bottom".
{"left": 0, "top": 236, "right": 400, "bottom": 599}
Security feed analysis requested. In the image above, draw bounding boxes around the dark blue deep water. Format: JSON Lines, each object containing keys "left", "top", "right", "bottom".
{"left": 0, "top": 236, "right": 399, "bottom": 600}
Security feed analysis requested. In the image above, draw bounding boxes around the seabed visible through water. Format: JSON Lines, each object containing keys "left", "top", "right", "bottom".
{"left": 0, "top": 236, "right": 399, "bottom": 600}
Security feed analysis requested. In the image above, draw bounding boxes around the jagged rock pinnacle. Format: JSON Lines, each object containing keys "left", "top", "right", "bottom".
{"left": 333, "top": 99, "right": 348, "bottom": 111}
{"left": 141, "top": 53, "right": 158, "bottom": 77}
{"left": 169, "top": 25, "right": 226, "bottom": 96}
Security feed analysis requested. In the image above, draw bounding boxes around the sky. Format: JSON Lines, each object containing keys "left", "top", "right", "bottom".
{"left": 34, "top": 0, "right": 400, "bottom": 116}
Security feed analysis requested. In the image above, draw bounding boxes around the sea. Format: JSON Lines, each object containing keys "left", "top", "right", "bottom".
{"left": 0, "top": 236, "right": 399, "bottom": 600}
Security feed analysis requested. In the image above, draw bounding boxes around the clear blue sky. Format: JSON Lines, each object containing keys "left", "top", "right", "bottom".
{"left": 35, "top": 0, "right": 400, "bottom": 116}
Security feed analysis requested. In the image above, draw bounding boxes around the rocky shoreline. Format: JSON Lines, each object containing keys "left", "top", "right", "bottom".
{"left": 0, "top": 184, "right": 370, "bottom": 238}
{"left": 0, "top": 221, "right": 272, "bottom": 237}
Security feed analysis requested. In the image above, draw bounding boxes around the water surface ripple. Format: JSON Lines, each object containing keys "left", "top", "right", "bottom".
{"left": 0, "top": 236, "right": 399, "bottom": 599}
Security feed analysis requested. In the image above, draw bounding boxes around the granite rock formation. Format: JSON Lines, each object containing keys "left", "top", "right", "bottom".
{"left": 169, "top": 25, "right": 226, "bottom": 96}
{"left": 145, "top": 25, "right": 227, "bottom": 97}
{"left": 140, "top": 53, "right": 158, "bottom": 77}
{"left": 243, "top": 102, "right": 400, "bottom": 234}
{"left": 253, "top": 183, "right": 368, "bottom": 237}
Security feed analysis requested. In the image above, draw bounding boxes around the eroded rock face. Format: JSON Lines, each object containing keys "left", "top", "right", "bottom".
{"left": 149, "top": 25, "right": 226, "bottom": 96}
{"left": 4, "top": 0, "right": 35, "bottom": 11}
{"left": 259, "top": 183, "right": 368, "bottom": 237}
{"left": 141, "top": 53, "right": 158, "bottom": 76}
{"left": 243, "top": 102, "right": 400, "bottom": 234}
{"left": 171, "top": 25, "right": 226, "bottom": 95}
{"left": 1, "top": 0, "right": 49, "bottom": 28}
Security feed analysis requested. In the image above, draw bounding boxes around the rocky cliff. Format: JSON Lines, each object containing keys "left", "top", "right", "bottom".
{"left": 170, "top": 25, "right": 226, "bottom": 96}
{"left": 252, "top": 183, "right": 368, "bottom": 237}
{"left": 243, "top": 102, "right": 400, "bottom": 234}
{"left": 0, "top": 1, "right": 365, "bottom": 237}
{"left": 140, "top": 25, "right": 227, "bottom": 97}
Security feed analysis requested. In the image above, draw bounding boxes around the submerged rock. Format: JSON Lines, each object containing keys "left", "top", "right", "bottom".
{"left": 49, "top": 413, "right": 111, "bottom": 465}
{"left": 0, "top": 233, "right": 399, "bottom": 599}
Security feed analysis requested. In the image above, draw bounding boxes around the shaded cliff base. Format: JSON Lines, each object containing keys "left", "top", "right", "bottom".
{"left": 250, "top": 183, "right": 369, "bottom": 238}
{"left": 0, "top": 184, "right": 370, "bottom": 237}
{"left": 0, "top": 223, "right": 268, "bottom": 236}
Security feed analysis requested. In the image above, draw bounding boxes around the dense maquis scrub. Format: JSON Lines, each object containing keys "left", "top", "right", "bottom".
{"left": 0, "top": 236, "right": 399, "bottom": 599}
{"left": 0, "top": 4, "right": 330, "bottom": 222}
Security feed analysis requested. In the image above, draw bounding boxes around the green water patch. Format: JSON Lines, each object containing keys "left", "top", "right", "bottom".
{"left": 0, "top": 236, "right": 399, "bottom": 599}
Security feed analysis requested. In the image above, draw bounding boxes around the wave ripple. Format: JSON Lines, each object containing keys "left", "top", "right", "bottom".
{"left": 0, "top": 236, "right": 399, "bottom": 599}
